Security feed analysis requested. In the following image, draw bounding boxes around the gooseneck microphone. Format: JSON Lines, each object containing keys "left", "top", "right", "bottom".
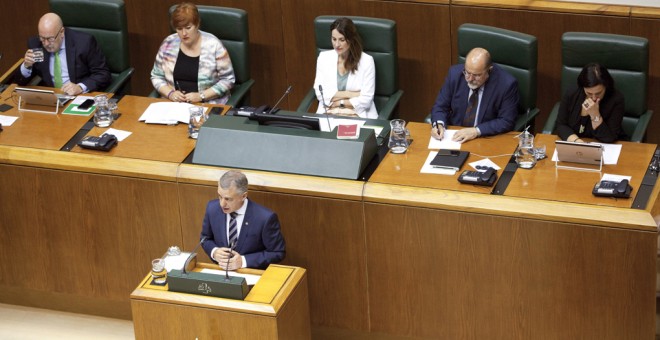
{"left": 182, "top": 236, "right": 208, "bottom": 274}
{"left": 225, "top": 241, "right": 236, "bottom": 280}
{"left": 318, "top": 85, "right": 333, "bottom": 131}
{"left": 266, "top": 85, "right": 293, "bottom": 115}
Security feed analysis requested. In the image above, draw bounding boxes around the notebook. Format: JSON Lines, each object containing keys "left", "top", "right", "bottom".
{"left": 430, "top": 149, "right": 470, "bottom": 171}
{"left": 554, "top": 140, "right": 603, "bottom": 171}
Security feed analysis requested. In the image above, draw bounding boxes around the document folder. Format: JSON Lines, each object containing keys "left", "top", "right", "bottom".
{"left": 430, "top": 150, "right": 470, "bottom": 171}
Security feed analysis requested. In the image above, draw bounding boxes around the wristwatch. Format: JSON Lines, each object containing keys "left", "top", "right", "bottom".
{"left": 339, "top": 99, "right": 345, "bottom": 108}
{"left": 199, "top": 92, "right": 206, "bottom": 102}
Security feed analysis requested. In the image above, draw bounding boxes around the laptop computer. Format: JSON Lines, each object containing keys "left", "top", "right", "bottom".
{"left": 554, "top": 140, "right": 603, "bottom": 171}
{"left": 15, "top": 87, "right": 74, "bottom": 114}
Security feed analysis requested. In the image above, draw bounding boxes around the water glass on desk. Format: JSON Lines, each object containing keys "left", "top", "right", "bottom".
{"left": 388, "top": 119, "right": 409, "bottom": 153}
{"left": 188, "top": 106, "right": 207, "bottom": 139}
{"left": 93, "top": 94, "right": 113, "bottom": 128}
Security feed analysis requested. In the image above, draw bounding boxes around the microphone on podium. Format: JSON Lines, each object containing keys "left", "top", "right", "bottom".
{"left": 182, "top": 236, "right": 208, "bottom": 275}
{"left": 266, "top": 85, "right": 292, "bottom": 115}
{"left": 224, "top": 241, "right": 236, "bottom": 280}
{"left": 318, "top": 85, "right": 333, "bottom": 131}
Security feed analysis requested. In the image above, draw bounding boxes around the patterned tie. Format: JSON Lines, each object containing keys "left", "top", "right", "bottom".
{"left": 462, "top": 87, "right": 480, "bottom": 127}
{"left": 228, "top": 212, "right": 238, "bottom": 247}
{"left": 54, "top": 52, "right": 63, "bottom": 88}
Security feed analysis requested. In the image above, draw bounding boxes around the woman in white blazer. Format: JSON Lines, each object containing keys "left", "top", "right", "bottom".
{"left": 313, "top": 17, "right": 378, "bottom": 119}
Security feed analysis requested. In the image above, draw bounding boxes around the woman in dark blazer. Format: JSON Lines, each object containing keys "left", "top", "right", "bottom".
{"left": 555, "top": 63, "right": 624, "bottom": 143}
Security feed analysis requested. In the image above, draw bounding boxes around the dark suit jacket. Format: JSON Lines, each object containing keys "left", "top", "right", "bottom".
{"left": 555, "top": 85, "right": 625, "bottom": 143}
{"left": 430, "top": 63, "right": 519, "bottom": 136}
{"left": 200, "top": 199, "right": 286, "bottom": 269}
{"left": 15, "top": 28, "right": 111, "bottom": 92}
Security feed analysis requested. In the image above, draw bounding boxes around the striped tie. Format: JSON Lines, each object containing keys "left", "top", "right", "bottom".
{"left": 228, "top": 212, "right": 238, "bottom": 247}
{"left": 462, "top": 87, "right": 480, "bottom": 127}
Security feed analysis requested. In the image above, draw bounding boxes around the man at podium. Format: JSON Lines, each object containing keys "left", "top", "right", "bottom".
{"left": 201, "top": 170, "right": 286, "bottom": 270}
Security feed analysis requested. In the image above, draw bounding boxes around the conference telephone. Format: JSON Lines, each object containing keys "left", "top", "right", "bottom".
{"left": 592, "top": 179, "right": 632, "bottom": 198}
{"left": 77, "top": 133, "right": 118, "bottom": 151}
{"left": 458, "top": 166, "right": 497, "bottom": 186}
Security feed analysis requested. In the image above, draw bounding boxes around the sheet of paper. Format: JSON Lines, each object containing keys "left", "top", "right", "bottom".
{"left": 420, "top": 151, "right": 457, "bottom": 175}
{"left": 163, "top": 253, "right": 190, "bottom": 272}
{"left": 551, "top": 142, "right": 622, "bottom": 165}
{"left": 600, "top": 173, "right": 631, "bottom": 182}
{"left": 469, "top": 158, "right": 501, "bottom": 171}
{"left": 139, "top": 102, "right": 207, "bottom": 124}
{"left": 200, "top": 268, "right": 261, "bottom": 286}
{"left": 362, "top": 125, "right": 384, "bottom": 137}
{"left": 104, "top": 128, "right": 132, "bottom": 142}
{"left": 428, "top": 130, "right": 461, "bottom": 150}
{"left": 0, "top": 115, "right": 19, "bottom": 126}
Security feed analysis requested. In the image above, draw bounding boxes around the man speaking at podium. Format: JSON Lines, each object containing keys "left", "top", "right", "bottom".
{"left": 200, "top": 170, "right": 286, "bottom": 270}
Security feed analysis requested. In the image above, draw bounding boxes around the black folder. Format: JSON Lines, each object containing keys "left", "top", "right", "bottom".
{"left": 430, "top": 150, "right": 470, "bottom": 171}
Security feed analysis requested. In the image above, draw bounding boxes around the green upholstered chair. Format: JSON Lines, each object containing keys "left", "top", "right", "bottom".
{"left": 50, "top": 0, "right": 134, "bottom": 96}
{"left": 425, "top": 24, "right": 539, "bottom": 132}
{"left": 297, "top": 16, "right": 403, "bottom": 120}
{"left": 166, "top": 5, "right": 253, "bottom": 107}
{"left": 542, "top": 32, "right": 651, "bottom": 142}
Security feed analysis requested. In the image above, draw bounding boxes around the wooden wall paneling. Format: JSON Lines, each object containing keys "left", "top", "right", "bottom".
{"left": 631, "top": 17, "right": 660, "bottom": 145}
{"left": 0, "top": 165, "right": 183, "bottom": 318}
{"left": 0, "top": 1, "right": 49, "bottom": 78}
{"left": 177, "top": 182, "right": 370, "bottom": 331}
{"left": 450, "top": 6, "right": 630, "bottom": 133}
{"left": 364, "top": 202, "right": 655, "bottom": 339}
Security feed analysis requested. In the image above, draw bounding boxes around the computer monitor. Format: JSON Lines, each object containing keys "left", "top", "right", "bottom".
{"left": 250, "top": 112, "right": 320, "bottom": 131}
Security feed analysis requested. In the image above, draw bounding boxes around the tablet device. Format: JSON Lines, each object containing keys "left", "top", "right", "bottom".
{"left": 555, "top": 140, "right": 603, "bottom": 171}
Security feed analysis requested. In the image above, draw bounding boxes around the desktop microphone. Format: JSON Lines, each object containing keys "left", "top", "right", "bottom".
{"left": 318, "top": 85, "right": 333, "bottom": 132}
{"left": 225, "top": 241, "right": 236, "bottom": 280}
{"left": 182, "top": 236, "right": 208, "bottom": 274}
{"left": 266, "top": 85, "right": 292, "bottom": 115}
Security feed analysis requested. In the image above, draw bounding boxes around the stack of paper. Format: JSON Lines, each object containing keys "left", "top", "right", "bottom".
{"left": 138, "top": 102, "right": 207, "bottom": 124}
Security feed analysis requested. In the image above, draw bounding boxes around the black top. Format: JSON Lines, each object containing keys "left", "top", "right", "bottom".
{"left": 173, "top": 49, "right": 199, "bottom": 93}
{"left": 555, "top": 85, "right": 625, "bottom": 143}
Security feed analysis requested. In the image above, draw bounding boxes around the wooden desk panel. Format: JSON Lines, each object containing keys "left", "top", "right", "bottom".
{"left": 504, "top": 134, "right": 657, "bottom": 208}
{"left": 0, "top": 84, "right": 91, "bottom": 150}
{"left": 369, "top": 122, "right": 518, "bottom": 193}
{"left": 70, "top": 96, "right": 198, "bottom": 163}
{"left": 364, "top": 202, "right": 655, "bottom": 339}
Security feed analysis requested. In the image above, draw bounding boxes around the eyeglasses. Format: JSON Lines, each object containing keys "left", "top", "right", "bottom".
{"left": 39, "top": 28, "right": 63, "bottom": 43}
{"left": 462, "top": 69, "right": 487, "bottom": 80}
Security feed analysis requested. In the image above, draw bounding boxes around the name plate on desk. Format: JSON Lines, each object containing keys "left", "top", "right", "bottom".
{"left": 192, "top": 115, "right": 378, "bottom": 180}
{"left": 168, "top": 269, "right": 248, "bottom": 300}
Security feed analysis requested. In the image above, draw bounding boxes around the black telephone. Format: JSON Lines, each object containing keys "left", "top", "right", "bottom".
{"left": 592, "top": 179, "right": 632, "bottom": 198}
{"left": 77, "top": 133, "right": 118, "bottom": 151}
{"left": 458, "top": 167, "right": 497, "bottom": 186}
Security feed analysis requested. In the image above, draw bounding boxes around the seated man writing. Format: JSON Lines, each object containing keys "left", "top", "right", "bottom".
{"left": 200, "top": 170, "right": 286, "bottom": 270}
{"left": 430, "top": 47, "right": 519, "bottom": 143}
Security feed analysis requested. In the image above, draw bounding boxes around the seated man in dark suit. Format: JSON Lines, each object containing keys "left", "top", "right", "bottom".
{"left": 201, "top": 170, "right": 286, "bottom": 270}
{"left": 15, "top": 12, "right": 110, "bottom": 95}
{"left": 430, "top": 47, "right": 519, "bottom": 143}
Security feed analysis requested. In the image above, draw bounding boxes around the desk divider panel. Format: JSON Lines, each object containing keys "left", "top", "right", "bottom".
{"left": 193, "top": 115, "right": 377, "bottom": 180}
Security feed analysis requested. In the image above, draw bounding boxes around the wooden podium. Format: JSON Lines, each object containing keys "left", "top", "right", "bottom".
{"left": 130, "top": 263, "right": 311, "bottom": 339}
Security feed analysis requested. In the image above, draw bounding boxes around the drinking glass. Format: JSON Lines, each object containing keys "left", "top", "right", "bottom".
{"left": 188, "top": 106, "right": 207, "bottom": 139}
{"left": 32, "top": 48, "right": 44, "bottom": 63}
{"left": 388, "top": 119, "right": 408, "bottom": 153}
{"left": 93, "top": 94, "right": 113, "bottom": 128}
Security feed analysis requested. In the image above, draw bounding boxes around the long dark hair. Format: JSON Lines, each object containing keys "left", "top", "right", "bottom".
{"left": 577, "top": 63, "right": 615, "bottom": 98}
{"left": 330, "top": 17, "right": 363, "bottom": 74}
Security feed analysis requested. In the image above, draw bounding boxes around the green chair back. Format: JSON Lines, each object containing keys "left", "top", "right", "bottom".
{"left": 457, "top": 23, "right": 538, "bottom": 131}
{"left": 50, "top": 0, "right": 133, "bottom": 94}
{"left": 169, "top": 5, "right": 253, "bottom": 107}
{"left": 298, "top": 15, "right": 402, "bottom": 120}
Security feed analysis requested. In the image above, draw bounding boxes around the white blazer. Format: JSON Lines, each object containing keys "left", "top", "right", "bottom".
{"left": 313, "top": 50, "right": 378, "bottom": 119}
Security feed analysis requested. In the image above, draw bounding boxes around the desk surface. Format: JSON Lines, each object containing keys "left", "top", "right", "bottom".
{"left": 0, "top": 84, "right": 99, "bottom": 150}
{"left": 504, "top": 133, "right": 657, "bottom": 208}
{"left": 369, "top": 122, "right": 519, "bottom": 194}
{"left": 70, "top": 95, "right": 227, "bottom": 163}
